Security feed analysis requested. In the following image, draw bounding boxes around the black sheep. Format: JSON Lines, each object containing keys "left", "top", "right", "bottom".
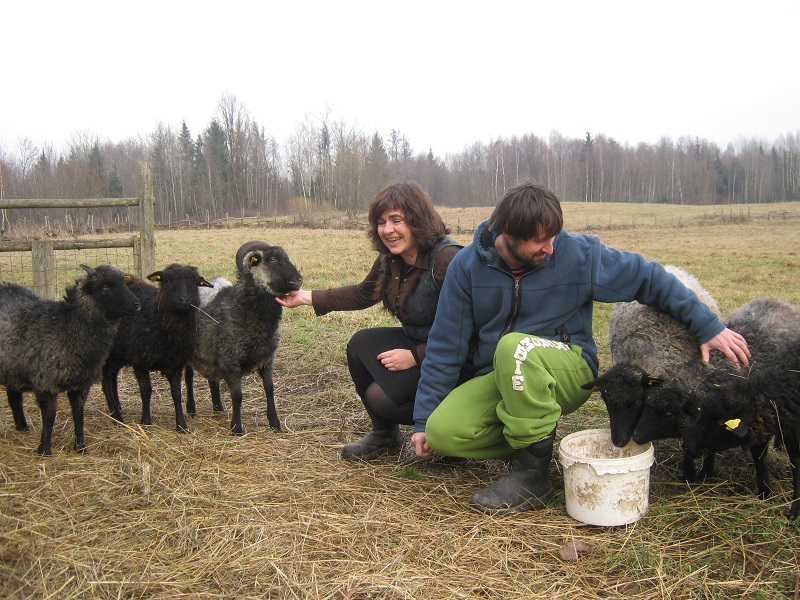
{"left": 188, "top": 241, "right": 303, "bottom": 434}
{"left": 685, "top": 339, "right": 800, "bottom": 520}
{"left": 583, "top": 361, "right": 717, "bottom": 482}
{"left": 101, "top": 264, "right": 212, "bottom": 432}
{"left": 584, "top": 297, "right": 800, "bottom": 482}
{"left": 0, "top": 264, "right": 141, "bottom": 455}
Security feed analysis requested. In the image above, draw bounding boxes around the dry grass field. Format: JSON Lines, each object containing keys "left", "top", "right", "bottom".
{"left": 1, "top": 202, "right": 799, "bottom": 599}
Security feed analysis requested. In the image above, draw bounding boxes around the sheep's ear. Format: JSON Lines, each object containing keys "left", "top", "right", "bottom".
{"left": 199, "top": 278, "right": 214, "bottom": 288}
{"left": 245, "top": 251, "right": 261, "bottom": 266}
{"left": 723, "top": 417, "right": 749, "bottom": 438}
{"left": 581, "top": 379, "right": 599, "bottom": 391}
{"left": 79, "top": 264, "right": 95, "bottom": 277}
{"left": 147, "top": 272, "right": 162, "bottom": 282}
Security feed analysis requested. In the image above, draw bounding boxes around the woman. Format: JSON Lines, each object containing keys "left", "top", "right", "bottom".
{"left": 277, "top": 182, "right": 461, "bottom": 460}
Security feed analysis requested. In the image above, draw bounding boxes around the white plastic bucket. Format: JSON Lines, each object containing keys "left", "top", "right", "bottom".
{"left": 558, "top": 428, "right": 654, "bottom": 526}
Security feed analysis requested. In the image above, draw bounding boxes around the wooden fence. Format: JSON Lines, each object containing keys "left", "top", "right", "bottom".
{"left": 0, "top": 163, "right": 155, "bottom": 299}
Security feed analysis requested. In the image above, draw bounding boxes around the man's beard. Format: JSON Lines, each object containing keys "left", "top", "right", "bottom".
{"left": 506, "top": 239, "right": 547, "bottom": 268}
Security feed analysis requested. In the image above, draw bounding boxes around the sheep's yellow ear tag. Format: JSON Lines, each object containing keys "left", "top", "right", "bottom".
{"left": 645, "top": 376, "right": 662, "bottom": 386}
{"left": 724, "top": 418, "right": 741, "bottom": 431}
{"left": 124, "top": 275, "right": 133, "bottom": 284}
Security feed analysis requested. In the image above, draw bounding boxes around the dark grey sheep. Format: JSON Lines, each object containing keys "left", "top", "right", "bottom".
{"left": 185, "top": 276, "right": 231, "bottom": 416}
{"left": 0, "top": 264, "right": 141, "bottom": 455}
{"left": 607, "top": 265, "right": 720, "bottom": 377}
{"left": 582, "top": 265, "right": 721, "bottom": 480}
{"left": 583, "top": 265, "right": 720, "bottom": 447}
{"left": 187, "top": 241, "right": 303, "bottom": 434}
{"left": 685, "top": 337, "right": 800, "bottom": 520}
{"left": 101, "top": 263, "right": 212, "bottom": 432}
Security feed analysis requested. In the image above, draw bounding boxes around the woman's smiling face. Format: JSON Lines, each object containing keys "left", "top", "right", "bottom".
{"left": 377, "top": 209, "right": 417, "bottom": 262}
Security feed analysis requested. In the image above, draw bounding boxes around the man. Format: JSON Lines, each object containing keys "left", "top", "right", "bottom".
{"left": 410, "top": 182, "right": 750, "bottom": 514}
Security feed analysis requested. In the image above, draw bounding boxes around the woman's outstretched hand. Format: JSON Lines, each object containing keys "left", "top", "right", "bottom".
{"left": 275, "top": 289, "right": 313, "bottom": 308}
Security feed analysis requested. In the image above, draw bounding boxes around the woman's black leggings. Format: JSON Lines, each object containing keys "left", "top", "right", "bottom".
{"left": 345, "top": 328, "right": 419, "bottom": 426}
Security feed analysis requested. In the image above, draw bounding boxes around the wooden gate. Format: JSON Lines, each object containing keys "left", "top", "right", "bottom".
{"left": 0, "top": 163, "right": 156, "bottom": 298}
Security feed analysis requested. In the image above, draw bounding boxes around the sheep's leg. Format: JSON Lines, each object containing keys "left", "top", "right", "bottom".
{"left": 257, "top": 362, "right": 281, "bottom": 432}
{"left": 682, "top": 451, "right": 698, "bottom": 483}
{"left": 101, "top": 364, "right": 125, "bottom": 423}
{"left": 185, "top": 366, "right": 196, "bottom": 417}
{"left": 67, "top": 388, "right": 88, "bottom": 453}
{"left": 165, "top": 369, "right": 189, "bottom": 433}
{"left": 750, "top": 441, "right": 773, "bottom": 499}
{"left": 697, "top": 452, "right": 716, "bottom": 481}
{"left": 226, "top": 376, "right": 245, "bottom": 435}
{"left": 209, "top": 379, "right": 226, "bottom": 413}
{"left": 35, "top": 391, "right": 58, "bottom": 456}
{"left": 7, "top": 389, "right": 29, "bottom": 431}
{"left": 133, "top": 367, "right": 154, "bottom": 426}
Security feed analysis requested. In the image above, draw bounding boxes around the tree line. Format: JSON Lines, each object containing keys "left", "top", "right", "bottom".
{"left": 1, "top": 94, "right": 798, "bottom": 230}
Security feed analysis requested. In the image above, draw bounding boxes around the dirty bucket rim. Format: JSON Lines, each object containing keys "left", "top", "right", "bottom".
{"left": 559, "top": 428, "right": 653, "bottom": 464}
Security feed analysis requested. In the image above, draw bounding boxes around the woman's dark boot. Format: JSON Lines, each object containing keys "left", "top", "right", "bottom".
{"left": 468, "top": 430, "right": 556, "bottom": 514}
{"left": 341, "top": 420, "right": 404, "bottom": 460}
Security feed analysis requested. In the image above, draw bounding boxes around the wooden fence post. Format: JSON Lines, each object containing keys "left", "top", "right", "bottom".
{"left": 138, "top": 162, "right": 156, "bottom": 277}
{"left": 32, "top": 240, "right": 56, "bottom": 299}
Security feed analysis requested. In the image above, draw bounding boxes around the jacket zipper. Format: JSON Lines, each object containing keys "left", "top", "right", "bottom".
{"left": 490, "top": 264, "right": 537, "bottom": 336}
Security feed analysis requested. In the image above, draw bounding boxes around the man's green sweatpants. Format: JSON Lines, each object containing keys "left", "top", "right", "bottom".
{"left": 425, "top": 333, "right": 594, "bottom": 461}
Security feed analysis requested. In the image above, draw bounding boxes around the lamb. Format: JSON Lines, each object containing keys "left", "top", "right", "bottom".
{"left": 0, "top": 264, "right": 141, "bottom": 455}
{"left": 582, "top": 265, "right": 720, "bottom": 445}
{"left": 187, "top": 240, "right": 303, "bottom": 434}
{"left": 685, "top": 337, "right": 800, "bottom": 520}
{"left": 100, "top": 263, "right": 213, "bottom": 432}
{"left": 586, "top": 296, "right": 800, "bottom": 482}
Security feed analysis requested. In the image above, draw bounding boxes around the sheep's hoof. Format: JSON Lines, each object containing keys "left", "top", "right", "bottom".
{"left": 176, "top": 424, "right": 190, "bottom": 434}
{"left": 36, "top": 445, "right": 52, "bottom": 456}
{"left": 15, "top": 424, "right": 30, "bottom": 432}
{"left": 230, "top": 425, "right": 246, "bottom": 436}
{"left": 269, "top": 424, "right": 283, "bottom": 433}
{"left": 140, "top": 416, "right": 152, "bottom": 426}
{"left": 75, "top": 442, "right": 87, "bottom": 453}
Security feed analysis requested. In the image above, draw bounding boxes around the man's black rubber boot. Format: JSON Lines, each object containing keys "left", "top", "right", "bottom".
{"left": 469, "top": 430, "right": 556, "bottom": 514}
{"left": 341, "top": 423, "right": 404, "bottom": 460}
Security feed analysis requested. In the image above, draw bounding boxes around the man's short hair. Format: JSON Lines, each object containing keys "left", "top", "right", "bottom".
{"left": 488, "top": 183, "right": 563, "bottom": 240}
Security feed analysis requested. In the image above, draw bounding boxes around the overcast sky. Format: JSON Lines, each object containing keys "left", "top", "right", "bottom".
{"left": 2, "top": 0, "right": 798, "bottom": 159}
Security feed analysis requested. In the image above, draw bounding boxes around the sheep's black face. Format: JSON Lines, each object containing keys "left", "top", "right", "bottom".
{"left": 245, "top": 246, "right": 303, "bottom": 297}
{"left": 582, "top": 364, "right": 653, "bottom": 447}
{"left": 148, "top": 264, "right": 213, "bottom": 313}
{"left": 80, "top": 264, "right": 141, "bottom": 320}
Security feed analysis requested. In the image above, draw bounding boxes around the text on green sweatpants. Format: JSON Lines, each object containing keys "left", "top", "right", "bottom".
{"left": 426, "top": 333, "right": 594, "bottom": 460}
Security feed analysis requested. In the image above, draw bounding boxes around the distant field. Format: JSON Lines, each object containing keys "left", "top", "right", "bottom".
{"left": 438, "top": 200, "right": 800, "bottom": 234}
{"left": 1, "top": 202, "right": 799, "bottom": 598}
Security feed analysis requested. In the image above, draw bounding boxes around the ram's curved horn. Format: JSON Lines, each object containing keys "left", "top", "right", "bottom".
{"left": 235, "top": 240, "right": 272, "bottom": 273}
